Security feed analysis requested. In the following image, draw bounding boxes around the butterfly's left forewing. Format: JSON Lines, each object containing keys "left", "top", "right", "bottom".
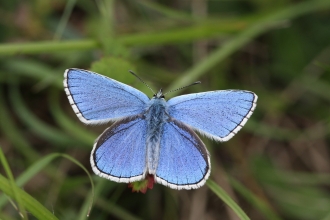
{"left": 91, "top": 116, "right": 148, "bottom": 183}
{"left": 168, "top": 90, "right": 257, "bottom": 142}
{"left": 155, "top": 120, "right": 210, "bottom": 190}
{"left": 64, "top": 68, "right": 149, "bottom": 124}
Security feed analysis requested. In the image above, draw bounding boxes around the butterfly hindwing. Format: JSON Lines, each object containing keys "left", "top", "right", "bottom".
{"left": 64, "top": 68, "right": 149, "bottom": 124}
{"left": 155, "top": 119, "right": 210, "bottom": 190}
{"left": 168, "top": 90, "right": 257, "bottom": 142}
{"left": 90, "top": 116, "right": 148, "bottom": 183}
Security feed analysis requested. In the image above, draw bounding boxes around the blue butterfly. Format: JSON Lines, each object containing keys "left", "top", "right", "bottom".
{"left": 63, "top": 68, "right": 257, "bottom": 190}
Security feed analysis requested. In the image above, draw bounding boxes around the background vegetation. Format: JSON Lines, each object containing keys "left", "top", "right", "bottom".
{"left": 1, "top": 0, "right": 330, "bottom": 219}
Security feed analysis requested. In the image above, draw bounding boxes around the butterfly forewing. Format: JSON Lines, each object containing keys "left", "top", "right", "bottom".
{"left": 155, "top": 120, "right": 210, "bottom": 190}
{"left": 91, "top": 116, "right": 148, "bottom": 183}
{"left": 168, "top": 90, "right": 257, "bottom": 142}
{"left": 64, "top": 68, "right": 149, "bottom": 124}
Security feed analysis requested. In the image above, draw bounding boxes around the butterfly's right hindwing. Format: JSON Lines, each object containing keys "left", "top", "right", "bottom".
{"left": 64, "top": 68, "right": 149, "bottom": 124}
{"left": 91, "top": 116, "right": 148, "bottom": 183}
{"left": 155, "top": 120, "right": 210, "bottom": 190}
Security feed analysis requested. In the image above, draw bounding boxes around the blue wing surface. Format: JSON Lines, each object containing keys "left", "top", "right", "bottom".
{"left": 64, "top": 68, "right": 149, "bottom": 124}
{"left": 90, "top": 116, "right": 147, "bottom": 183}
{"left": 155, "top": 120, "right": 210, "bottom": 190}
{"left": 167, "top": 90, "right": 257, "bottom": 142}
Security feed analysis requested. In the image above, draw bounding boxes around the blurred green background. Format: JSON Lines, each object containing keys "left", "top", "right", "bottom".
{"left": 1, "top": 0, "right": 330, "bottom": 219}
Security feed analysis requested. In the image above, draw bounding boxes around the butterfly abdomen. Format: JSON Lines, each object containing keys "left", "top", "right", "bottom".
{"left": 145, "top": 98, "right": 169, "bottom": 174}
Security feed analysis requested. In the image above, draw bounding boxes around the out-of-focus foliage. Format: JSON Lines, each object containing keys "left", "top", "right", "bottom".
{"left": 0, "top": 0, "right": 330, "bottom": 219}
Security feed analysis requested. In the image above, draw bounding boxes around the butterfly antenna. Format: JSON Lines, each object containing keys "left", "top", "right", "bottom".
{"left": 129, "top": 70, "right": 155, "bottom": 94}
{"left": 164, "top": 81, "right": 201, "bottom": 95}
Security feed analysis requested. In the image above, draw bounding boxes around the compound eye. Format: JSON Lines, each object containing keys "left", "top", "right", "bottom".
{"left": 161, "top": 95, "right": 165, "bottom": 99}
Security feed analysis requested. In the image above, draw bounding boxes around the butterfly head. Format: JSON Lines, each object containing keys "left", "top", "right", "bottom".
{"left": 153, "top": 89, "right": 165, "bottom": 99}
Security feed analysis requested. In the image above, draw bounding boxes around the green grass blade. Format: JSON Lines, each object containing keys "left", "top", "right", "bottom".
{"left": 0, "top": 173, "right": 58, "bottom": 220}
{"left": 0, "top": 19, "right": 243, "bottom": 55}
{"left": 245, "top": 119, "right": 298, "bottom": 140}
{"left": 229, "top": 178, "right": 282, "bottom": 220}
{"left": 60, "top": 154, "right": 95, "bottom": 218}
{"left": 9, "top": 85, "right": 78, "bottom": 145}
{"left": 78, "top": 185, "right": 95, "bottom": 220}
{"left": 207, "top": 179, "right": 250, "bottom": 220}
{"left": 75, "top": 180, "right": 142, "bottom": 220}
{"left": 48, "top": 89, "right": 96, "bottom": 146}
{"left": 0, "top": 40, "right": 99, "bottom": 55}
{"left": 77, "top": 180, "right": 108, "bottom": 220}
{"left": 53, "top": 0, "right": 77, "bottom": 40}
{"left": 3, "top": 59, "right": 63, "bottom": 88}
{"left": 0, "top": 89, "right": 39, "bottom": 161}
{"left": 0, "top": 153, "right": 94, "bottom": 219}
{"left": 137, "top": 1, "right": 193, "bottom": 20}
{"left": 0, "top": 154, "right": 58, "bottom": 208}
{"left": 0, "top": 147, "right": 28, "bottom": 219}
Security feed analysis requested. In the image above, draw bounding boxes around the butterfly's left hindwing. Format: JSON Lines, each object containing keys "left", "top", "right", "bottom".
{"left": 91, "top": 116, "right": 148, "bottom": 183}
{"left": 155, "top": 120, "right": 210, "bottom": 190}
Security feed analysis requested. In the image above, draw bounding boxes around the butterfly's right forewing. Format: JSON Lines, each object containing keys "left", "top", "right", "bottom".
{"left": 168, "top": 90, "right": 257, "bottom": 142}
{"left": 64, "top": 68, "right": 149, "bottom": 124}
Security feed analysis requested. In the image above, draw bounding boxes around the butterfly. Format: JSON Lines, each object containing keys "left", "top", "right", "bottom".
{"left": 63, "top": 68, "right": 257, "bottom": 190}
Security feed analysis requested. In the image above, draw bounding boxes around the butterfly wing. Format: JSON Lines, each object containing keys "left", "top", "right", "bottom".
{"left": 155, "top": 120, "right": 210, "bottom": 190}
{"left": 168, "top": 90, "right": 257, "bottom": 142}
{"left": 90, "top": 116, "right": 147, "bottom": 182}
{"left": 64, "top": 68, "right": 149, "bottom": 124}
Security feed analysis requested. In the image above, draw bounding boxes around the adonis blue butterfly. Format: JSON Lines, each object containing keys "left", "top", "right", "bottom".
{"left": 64, "top": 68, "right": 257, "bottom": 190}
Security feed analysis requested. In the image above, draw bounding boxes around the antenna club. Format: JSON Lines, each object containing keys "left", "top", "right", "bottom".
{"left": 164, "top": 81, "right": 201, "bottom": 95}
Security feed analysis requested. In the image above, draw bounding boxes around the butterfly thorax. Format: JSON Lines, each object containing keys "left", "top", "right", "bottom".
{"left": 145, "top": 97, "right": 169, "bottom": 175}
